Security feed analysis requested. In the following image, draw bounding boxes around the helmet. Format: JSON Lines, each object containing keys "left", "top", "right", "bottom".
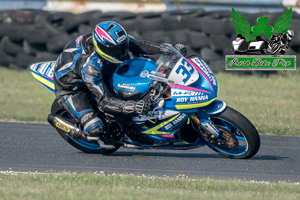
{"left": 286, "top": 30, "right": 294, "bottom": 40}
{"left": 92, "top": 21, "right": 129, "bottom": 63}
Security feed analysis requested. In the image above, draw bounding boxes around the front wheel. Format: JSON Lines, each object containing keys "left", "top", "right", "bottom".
{"left": 201, "top": 107, "right": 260, "bottom": 159}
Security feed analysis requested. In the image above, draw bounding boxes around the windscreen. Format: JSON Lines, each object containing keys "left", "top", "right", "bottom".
{"left": 152, "top": 44, "right": 199, "bottom": 86}
{"left": 155, "top": 44, "right": 182, "bottom": 78}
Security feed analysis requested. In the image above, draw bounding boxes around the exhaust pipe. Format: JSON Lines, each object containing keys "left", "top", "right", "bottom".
{"left": 47, "top": 114, "right": 86, "bottom": 139}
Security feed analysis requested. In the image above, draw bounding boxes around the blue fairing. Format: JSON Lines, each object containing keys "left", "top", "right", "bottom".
{"left": 196, "top": 100, "right": 227, "bottom": 118}
{"left": 110, "top": 58, "right": 156, "bottom": 99}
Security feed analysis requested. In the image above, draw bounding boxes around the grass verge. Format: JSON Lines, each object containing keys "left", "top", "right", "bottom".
{"left": 0, "top": 68, "right": 55, "bottom": 122}
{"left": 216, "top": 71, "right": 300, "bottom": 136}
{"left": 0, "top": 173, "right": 299, "bottom": 200}
{"left": 0, "top": 67, "right": 299, "bottom": 136}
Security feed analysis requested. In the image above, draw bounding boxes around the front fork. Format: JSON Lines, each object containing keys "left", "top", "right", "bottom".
{"left": 191, "top": 114, "right": 220, "bottom": 140}
{"left": 190, "top": 99, "right": 227, "bottom": 143}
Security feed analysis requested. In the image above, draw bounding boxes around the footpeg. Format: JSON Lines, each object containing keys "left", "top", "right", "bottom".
{"left": 86, "top": 136, "right": 99, "bottom": 142}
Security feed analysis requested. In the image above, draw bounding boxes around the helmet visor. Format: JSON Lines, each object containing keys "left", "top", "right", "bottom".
{"left": 98, "top": 40, "right": 129, "bottom": 62}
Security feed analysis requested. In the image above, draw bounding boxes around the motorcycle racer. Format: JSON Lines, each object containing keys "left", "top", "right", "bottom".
{"left": 54, "top": 21, "right": 186, "bottom": 142}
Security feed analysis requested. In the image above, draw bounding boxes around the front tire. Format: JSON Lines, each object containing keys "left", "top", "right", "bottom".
{"left": 51, "top": 100, "right": 121, "bottom": 154}
{"left": 202, "top": 106, "right": 260, "bottom": 159}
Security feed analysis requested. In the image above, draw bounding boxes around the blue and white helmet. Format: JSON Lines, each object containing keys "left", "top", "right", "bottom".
{"left": 92, "top": 21, "right": 129, "bottom": 63}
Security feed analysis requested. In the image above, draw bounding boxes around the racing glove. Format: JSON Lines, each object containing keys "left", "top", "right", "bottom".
{"left": 174, "top": 43, "right": 187, "bottom": 57}
{"left": 123, "top": 100, "right": 151, "bottom": 115}
{"left": 160, "top": 43, "right": 187, "bottom": 57}
{"left": 100, "top": 97, "right": 152, "bottom": 116}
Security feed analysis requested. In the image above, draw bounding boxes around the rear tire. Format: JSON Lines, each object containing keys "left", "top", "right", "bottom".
{"left": 201, "top": 106, "right": 260, "bottom": 159}
{"left": 51, "top": 100, "right": 121, "bottom": 154}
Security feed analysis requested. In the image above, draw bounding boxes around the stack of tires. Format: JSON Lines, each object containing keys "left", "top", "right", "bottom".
{"left": 0, "top": 9, "right": 299, "bottom": 73}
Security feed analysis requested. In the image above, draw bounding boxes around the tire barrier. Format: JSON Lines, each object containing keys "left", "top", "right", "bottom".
{"left": 0, "top": 9, "right": 299, "bottom": 73}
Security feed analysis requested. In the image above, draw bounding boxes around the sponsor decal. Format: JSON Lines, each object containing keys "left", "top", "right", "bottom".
{"left": 34, "top": 62, "right": 56, "bottom": 78}
{"left": 47, "top": 70, "right": 54, "bottom": 78}
{"left": 172, "top": 88, "right": 209, "bottom": 103}
{"left": 118, "top": 83, "right": 136, "bottom": 90}
{"left": 191, "top": 58, "right": 217, "bottom": 86}
{"left": 140, "top": 70, "right": 149, "bottom": 78}
{"left": 176, "top": 97, "right": 188, "bottom": 103}
{"left": 117, "top": 35, "right": 127, "bottom": 43}
{"left": 173, "top": 59, "right": 195, "bottom": 84}
{"left": 164, "top": 123, "right": 173, "bottom": 130}
{"left": 31, "top": 63, "right": 39, "bottom": 71}
{"left": 37, "top": 63, "right": 49, "bottom": 74}
{"left": 175, "top": 95, "right": 209, "bottom": 105}
{"left": 202, "top": 122, "right": 219, "bottom": 136}
{"left": 172, "top": 88, "right": 204, "bottom": 96}
{"left": 227, "top": 8, "right": 296, "bottom": 70}
{"left": 164, "top": 113, "right": 187, "bottom": 131}
{"left": 172, "top": 113, "right": 187, "bottom": 125}
{"left": 56, "top": 122, "right": 70, "bottom": 133}
{"left": 189, "top": 95, "right": 209, "bottom": 102}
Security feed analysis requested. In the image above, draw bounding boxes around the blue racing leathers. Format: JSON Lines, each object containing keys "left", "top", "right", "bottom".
{"left": 53, "top": 33, "right": 161, "bottom": 137}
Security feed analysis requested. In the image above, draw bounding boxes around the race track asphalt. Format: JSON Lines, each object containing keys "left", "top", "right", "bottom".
{"left": 0, "top": 121, "right": 299, "bottom": 182}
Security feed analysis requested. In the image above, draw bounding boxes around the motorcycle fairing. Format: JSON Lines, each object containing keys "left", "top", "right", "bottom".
{"left": 167, "top": 57, "right": 200, "bottom": 86}
{"left": 188, "top": 57, "right": 218, "bottom": 92}
{"left": 30, "top": 62, "right": 56, "bottom": 93}
{"left": 139, "top": 100, "right": 226, "bottom": 138}
{"left": 110, "top": 58, "right": 156, "bottom": 100}
{"left": 136, "top": 109, "right": 206, "bottom": 147}
{"left": 169, "top": 84, "right": 216, "bottom": 110}
{"left": 142, "top": 112, "right": 192, "bottom": 135}
{"left": 132, "top": 109, "right": 180, "bottom": 124}
{"left": 196, "top": 100, "right": 227, "bottom": 118}
{"left": 167, "top": 58, "right": 218, "bottom": 110}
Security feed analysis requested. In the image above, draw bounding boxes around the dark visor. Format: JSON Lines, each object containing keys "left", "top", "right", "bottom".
{"left": 98, "top": 40, "right": 129, "bottom": 61}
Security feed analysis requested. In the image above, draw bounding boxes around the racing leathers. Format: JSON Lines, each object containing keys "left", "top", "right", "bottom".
{"left": 53, "top": 33, "right": 162, "bottom": 138}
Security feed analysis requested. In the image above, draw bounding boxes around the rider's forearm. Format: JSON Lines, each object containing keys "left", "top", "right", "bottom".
{"left": 98, "top": 96, "right": 131, "bottom": 114}
{"left": 129, "top": 39, "right": 161, "bottom": 55}
{"left": 85, "top": 81, "right": 139, "bottom": 115}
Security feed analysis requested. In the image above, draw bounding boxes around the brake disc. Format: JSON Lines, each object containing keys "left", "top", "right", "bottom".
{"left": 217, "top": 126, "right": 239, "bottom": 151}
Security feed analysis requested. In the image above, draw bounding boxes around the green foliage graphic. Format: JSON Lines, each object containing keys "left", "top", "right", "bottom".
{"left": 232, "top": 8, "right": 292, "bottom": 41}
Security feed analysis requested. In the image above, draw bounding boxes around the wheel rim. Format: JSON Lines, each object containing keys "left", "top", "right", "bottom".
{"left": 209, "top": 117, "right": 249, "bottom": 157}
{"left": 59, "top": 111, "right": 116, "bottom": 151}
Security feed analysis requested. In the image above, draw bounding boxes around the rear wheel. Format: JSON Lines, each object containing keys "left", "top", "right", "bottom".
{"left": 51, "top": 100, "right": 121, "bottom": 154}
{"left": 200, "top": 107, "right": 260, "bottom": 159}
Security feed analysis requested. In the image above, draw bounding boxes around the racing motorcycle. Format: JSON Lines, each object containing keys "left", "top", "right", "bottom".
{"left": 30, "top": 44, "right": 260, "bottom": 159}
{"left": 267, "top": 30, "right": 294, "bottom": 55}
